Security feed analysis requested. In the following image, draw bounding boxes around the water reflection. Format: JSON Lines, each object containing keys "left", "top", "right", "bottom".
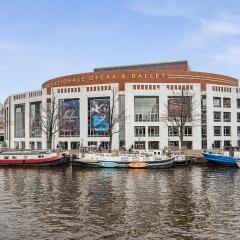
{"left": 0, "top": 166, "right": 239, "bottom": 239}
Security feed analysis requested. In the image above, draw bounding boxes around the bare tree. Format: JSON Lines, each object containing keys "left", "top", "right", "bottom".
{"left": 107, "top": 87, "right": 125, "bottom": 153}
{"left": 163, "top": 89, "right": 200, "bottom": 149}
{"left": 0, "top": 103, "right": 4, "bottom": 129}
{"left": 40, "top": 93, "right": 60, "bottom": 150}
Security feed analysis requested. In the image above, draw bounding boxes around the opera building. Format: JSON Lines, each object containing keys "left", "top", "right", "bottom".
{"left": 4, "top": 60, "right": 240, "bottom": 151}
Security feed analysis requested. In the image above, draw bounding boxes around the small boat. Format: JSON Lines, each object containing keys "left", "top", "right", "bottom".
{"left": 128, "top": 162, "right": 148, "bottom": 168}
{"left": 171, "top": 151, "right": 191, "bottom": 165}
{"left": 0, "top": 150, "right": 68, "bottom": 167}
{"left": 202, "top": 150, "right": 240, "bottom": 167}
{"left": 72, "top": 152, "right": 174, "bottom": 169}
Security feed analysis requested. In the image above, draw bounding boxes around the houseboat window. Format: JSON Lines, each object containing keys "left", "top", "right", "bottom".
{"left": 12, "top": 156, "right": 17, "bottom": 159}
{"left": 4, "top": 156, "right": 9, "bottom": 159}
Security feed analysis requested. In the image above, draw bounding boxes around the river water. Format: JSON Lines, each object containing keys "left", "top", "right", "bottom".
{"left": 0, "top": 166, "right": 239, "bottom": 240}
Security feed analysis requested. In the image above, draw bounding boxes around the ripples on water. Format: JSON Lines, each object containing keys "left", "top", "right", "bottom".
{"left": 0, "top": 166, "right": 239, "bottom": 240}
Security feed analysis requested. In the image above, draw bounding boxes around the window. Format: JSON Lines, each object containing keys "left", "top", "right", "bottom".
{"left": 224, "top": 141, "right": 231, "bottom": 147}
{"left": 148, "top": 141, "right": 159, "bottom": 150}
{"left": 134, "top": 141, "right": 145, "bottom": 150}
{"left": 223, "top": 126, "right": 231, "bottom": 136}
{"left": 88, "top": 141, "right": 97, "bottom": 147}
{"left": 214, "top": 141, "right": 221, "bottom": 149}
{"left": 223, "top": 112, "right": 231, "bottom": 122}
{"left": 223, "top": 98, "right": 231, "bottom": 108}
{"left": 70, "top": 142, "right": 80, "bottom": 149}
{"left": 237, "top": 113, "right": 240, "bottom": 122}
{"left": 214, "top": 112, "right": 221, "bottom": 122}
{"left": 15, "top": 104, "right": 25, "bottom": 138}
{"left": 148, "top": 126, "right": 159, "bottom": 137}
{"left": 213, "top": 97, "right": 221, "bottom": 107}
{"left": 168, "top": 141, "right": 179, "bottom": 148}
{"left": 184, "top": 126, "right": 192, "bottom": 136}
{"left": 183, "top": 141, "right": 192, "bottom": 149}
{"left": 134, "top": 97, "right": 159, "bottom": 122}
{"left": 134, "top": 126, "right": 145, "bottom": 137}
{"left": 237, "top": 126, "right": 240, "bottom": 136}
{"left": 237, "top": 99, "right": 240, "bottom": 108}
{"left": 202, "top": 127, "right": 207, "bottom": 138}
{"left": 30, "top": 102, "right": 42, "bottom": 137}
{"left": 214, "top": 126, "right": 221, "bottom": 136}
{"left": 168, "top": 126, "right": 179, "bottom": 136}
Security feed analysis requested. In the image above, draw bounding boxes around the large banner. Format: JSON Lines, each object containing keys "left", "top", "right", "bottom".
{"left": 168, "top": 97, "right": 191, "bottom": 118}
{"left": 90, "top": 98, "right": 110, "bottom": 132}
{"left": 59, "top": 99, "right": 80, "bottom": 133}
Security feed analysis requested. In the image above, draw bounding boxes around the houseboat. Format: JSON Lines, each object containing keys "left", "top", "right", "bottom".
{"left": 0, "top": 150, "right": 68, "bottom": 167}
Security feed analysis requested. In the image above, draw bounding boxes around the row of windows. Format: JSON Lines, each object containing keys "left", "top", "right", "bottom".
{"left": 58, "top": 87, "right": 81, "bottom": 94}
{"left": 214, "top": 126, "right": 231, "bottom": 136}
{"left": 213, "top": 97, "right": 231, "bottom": 108}
{"left": 212, "top": 86, "right": 232, "bottom": 93}
{"left": 87, "top": 85, "right": 112, "bottom": 92}
{"left": 132, "top": 84, "right": 194, "bottom": 91}
{"left": 134, "top": 126, "right": 193, "bottom": 137}
{"left": 167, "top": 85, "right": 193, "bottom": 91}
{"left": 133, "top": 85, "right": 161, "bottom": 90}
{"left": 29, "top": 91, "right": 42, "bottom": 98}
{"left": 214, "top": 112, "right": 240, "bottom": 122}
{"left": 13, "top": 94, "right": 26, "bottom": 101}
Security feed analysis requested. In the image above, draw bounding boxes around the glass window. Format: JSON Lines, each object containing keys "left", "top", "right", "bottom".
{"left": 213, "top": 97, "right": 221, "bottom": 107}
{"left": 134, "top": 97, "right": 159, "bottom": 122}
{"left": 148, "top": 126, "right": 159, "bottom": 137}
{"left": 71, "top": 142, "right": 80, "bottom": 150}
{"left": 134, "top": 126, "right": 145, "bottom": 137}
{"left": 214, "top": 126, "right": 221, "bottom": 136}
{"left": 168, "top": 126, "right": 179, "bottom": 136}
{"left": 213, "top": 112, "right": 221, "bottom": 122}
{"left": 134, "top": 141, "right": 145, "bottom": 150}
{"left": 223, "top": 98, "right": 231, "bottom": 108}
{"left": 168, "top": 141, "right": 179, "bottom": 148}
{"left": 184, "top": 126, "right": 192, "bottom": 136}
{"left": 237, "top": 126, "right": 240, "bottom": 136}
{"left": 15, "top": 104, "right": 25, "bottom": 138}
{"left": 237, "top": 113, "right": 240, "bottom": 122}
{"left": 202, "top": 127, "right": 207, "bottom": 138}
{"left": 223, "top": 126, "right": 231, "bottom": 136}
{"left": 148, "top": 141, "right": 159, "bottom": 150}
{"left": 30, "top": 102, "right": 42, "bottom": 137}
{"left": 223, "top": 112, "right": 231, "bottom": 122}
{"left": 183, "top": 141, "right": 192, "bottom": 149}
{"left": 213, "top": 141, "right": 221, "bottom": 149}
{"left": 237, "top": 99, "right": 240, "bottom": 108}
{"left": 224, "top": 140, "right": 231, "bottom": 147}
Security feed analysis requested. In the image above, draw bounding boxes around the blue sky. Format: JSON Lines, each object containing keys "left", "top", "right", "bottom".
{"left": 0, "top": 0, "right": 240, "bottom": 102}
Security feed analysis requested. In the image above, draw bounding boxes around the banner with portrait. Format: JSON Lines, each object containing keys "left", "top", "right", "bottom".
{"left": 59, "top": 99, "right": 80, "bottom": 133}
{"left": 90, "top": 98, "right": 110, "bottom": 132}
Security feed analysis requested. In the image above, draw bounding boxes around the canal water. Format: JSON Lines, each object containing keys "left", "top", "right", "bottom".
{"left": 0, "top": 166, "right": 239, "bottom": 240}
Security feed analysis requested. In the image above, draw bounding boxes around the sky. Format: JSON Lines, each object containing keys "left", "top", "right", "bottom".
{"left": 0, "top": 0, "right": 240, "bottom": 102}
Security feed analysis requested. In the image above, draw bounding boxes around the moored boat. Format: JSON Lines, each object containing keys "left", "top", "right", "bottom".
{"left": 202, "top": 150, "right": 240, "bottom": 167}
{"left": 0, "top": 150, "right": 68, "bottom": 167}
{"left": 72, "top": 152, "right": 175, "bottom": 169}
